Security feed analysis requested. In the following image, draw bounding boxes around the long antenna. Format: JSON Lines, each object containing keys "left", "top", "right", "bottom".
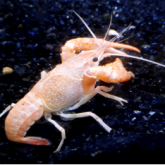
{"left": 101, "top": 23, "right": 134, "bottom": 55}
{"left": 70, "top": 10, "right": 100, "bottom": 46}
{"left": 104, "top": 53, "right": 165, "bottom": 68}
{"left": 70, "top": 10, "right": 165, "bottom": 68}
{"left": 117, "top": 34, "right": 137, "bottom": 43}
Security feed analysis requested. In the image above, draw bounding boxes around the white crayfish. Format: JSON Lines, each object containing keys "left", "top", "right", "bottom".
{"left": 1, "top": 11, "right": 165, "bottom": 152}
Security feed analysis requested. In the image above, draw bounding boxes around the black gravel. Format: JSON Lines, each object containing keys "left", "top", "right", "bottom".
{"left": 0, "top": 0, "right": 165, "bottom": 163}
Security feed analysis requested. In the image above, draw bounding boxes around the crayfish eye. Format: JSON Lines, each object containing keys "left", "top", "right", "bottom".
{"left": 93, "top": 57, "right": 98, "bottom": 62}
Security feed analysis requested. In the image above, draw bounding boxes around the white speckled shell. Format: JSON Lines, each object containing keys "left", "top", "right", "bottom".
{"left": 39, "top": 74, "right": 84, "bottom": 112}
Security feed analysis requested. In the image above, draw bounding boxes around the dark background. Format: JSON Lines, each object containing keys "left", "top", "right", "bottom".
{"left": 0, "top": 0, "right": 165, "bottom": 163}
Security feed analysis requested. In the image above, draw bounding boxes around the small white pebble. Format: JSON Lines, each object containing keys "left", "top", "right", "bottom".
{"left": 2, "top": 67, "right": 13, "bottom": 75}
{"left": 149, "top": 111, "right": 156, "bottom": 116}
{"left": 129, "top": 25, "right": 136, "bottom": 30}
{"left": 132, "top": 117, "right": 136, "bottom": 121}
{"left": 134, "top": 110, "right": 141, "bottom": 114}
{"left": 141, "top": 45, "right": 151, "bottom": 49}
{"left": 143, "top": 116, "right": 148, "bottom": 120}
{"left": 108, "top": 29, "right": 123, "bottom": 38}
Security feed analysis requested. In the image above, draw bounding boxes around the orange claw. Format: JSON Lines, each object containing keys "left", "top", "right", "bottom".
{"left": 108, "top": 42, "right": 141, "bottom": 53}
{"left": 89, "top": 58, "right": 133, "bottom": 83}
{"left": 61, "top": 38, "right": 140, "bottom": 62}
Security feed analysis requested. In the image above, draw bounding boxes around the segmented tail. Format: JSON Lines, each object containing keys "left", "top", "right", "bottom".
{"left": 5, "top": 92, "right": 50, "bottom": 145}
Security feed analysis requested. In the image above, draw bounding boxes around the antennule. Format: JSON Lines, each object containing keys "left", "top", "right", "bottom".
{"left": 103, "top": 11, "right": 113, "bottom": 41}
